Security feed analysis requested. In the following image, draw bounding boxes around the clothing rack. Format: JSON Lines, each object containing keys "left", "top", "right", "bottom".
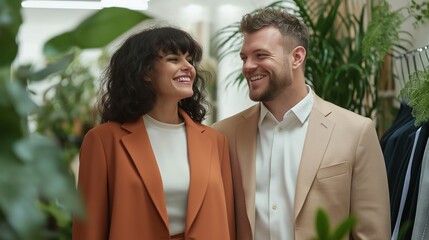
{"left": 392, "top": 44, "right": 429, "bottom": 87}
{"left": 384, "top": 43, "right": 429, "bottom": 240}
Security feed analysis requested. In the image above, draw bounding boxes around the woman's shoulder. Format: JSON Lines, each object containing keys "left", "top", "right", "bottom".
{"left": 84, "top": 121, "right": 126, "bottom": 139}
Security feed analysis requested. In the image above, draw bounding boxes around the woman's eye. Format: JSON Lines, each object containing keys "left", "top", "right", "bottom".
{"left": 167, "top": 58, "right": 178, "bottom": 62}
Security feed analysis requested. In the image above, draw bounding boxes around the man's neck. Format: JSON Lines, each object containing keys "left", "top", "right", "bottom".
{"left": 262, "top": 85, "right": 308, "bottom": 121}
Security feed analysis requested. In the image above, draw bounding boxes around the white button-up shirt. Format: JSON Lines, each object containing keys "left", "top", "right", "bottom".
{"left": 254, "top": 87, "right": 313, "bottom": 240}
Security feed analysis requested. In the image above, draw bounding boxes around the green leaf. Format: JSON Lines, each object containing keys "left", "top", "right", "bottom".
{"left": 0, "top": 134, "right": 85, "bottom": 239}
{"left": 0, "top": 216, "right": 17, "bottom": 240}
{"left": 43, "top": 7, "right": 153, "bottom": 57}
{"left": 6, "top": 80, "right": 38, "bottom": 116}
{"left": 30, "top": 52, "right": 76, "bottom": 81}
{"left": 0, "top": 67, "right": 11, "bottom": 105}
{"left": 42, "top": 32, "right": 77, "bottom": 60}
{"left": 315, "top": 208, "right": 330, "bottom": 240}
{"left": 0, "top": 158, "right": 46, "bottom": 240}
{"left": 0, "top": 0, "right": 22, "bottom": 67}
{"left": 0, "top": 29, "right": 18, "bottom": 67}
{"left": 330, "top": 215, "right": 357, "bottom": 240}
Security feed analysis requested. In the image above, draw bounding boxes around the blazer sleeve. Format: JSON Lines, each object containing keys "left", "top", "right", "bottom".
{"left": 219, "top": 134, "right": 236, "bottom": 240}
{"left": 72, "top": 129, "right": 109, "bottom": 240}
{"left": 351, "top": 119, "right": 391, "bottom": 239}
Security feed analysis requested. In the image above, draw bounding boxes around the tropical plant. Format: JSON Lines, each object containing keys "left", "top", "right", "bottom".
{"left": 0, "top": 1, "right": 152, "bottom": 239}
{"left": 214, "top": 0, "right": 425, "bottom": 123}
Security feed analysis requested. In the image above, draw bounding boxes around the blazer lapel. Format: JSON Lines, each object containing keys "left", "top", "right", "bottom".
{"left": 180, "top": 110, "right": 212, "bottom": 232}
{"left": 294, "top": 95, "right": 335, "bottom": 220}
{"left": 236, "top": 104, "right": 260, "bottom": 235}
{"left": 121, "top": 119, "right": 169, "bottom": 229}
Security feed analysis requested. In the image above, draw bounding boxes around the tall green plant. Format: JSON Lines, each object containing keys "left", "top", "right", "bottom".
{"left": 215, "top": 0, "right": 403, "bottom": 118}
{"left": 0, "top": 2, "right": 152, "bottom": 239}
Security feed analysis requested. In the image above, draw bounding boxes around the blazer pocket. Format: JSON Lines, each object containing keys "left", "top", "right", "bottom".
{"left": 316, "top": 162, "right": 348, "bottom": 180}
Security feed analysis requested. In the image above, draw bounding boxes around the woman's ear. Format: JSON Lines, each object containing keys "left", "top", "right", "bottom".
{"left": 143, "top": 74, "right": 151, "bottom": 82}
{"left": 291, "top": 46, "right": 306, "bottom": 69}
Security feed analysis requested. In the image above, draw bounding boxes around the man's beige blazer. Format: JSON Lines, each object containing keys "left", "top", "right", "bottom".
{"left": 214, "top": 94, "right": 390, "bottom": 240}
{"left": 73, "top": 110, "right": 235, "bottom": 240}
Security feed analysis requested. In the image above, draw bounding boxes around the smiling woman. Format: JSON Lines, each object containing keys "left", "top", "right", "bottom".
{"left": 147, "top": 51, "right": 196, "bottom": 107}
{"left": 73, "top": 26, "right": 236, "bottom": 240}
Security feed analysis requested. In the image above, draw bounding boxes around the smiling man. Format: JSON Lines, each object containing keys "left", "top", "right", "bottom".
{"left": 214, "top": 8, "right": 390, "bottom": 240}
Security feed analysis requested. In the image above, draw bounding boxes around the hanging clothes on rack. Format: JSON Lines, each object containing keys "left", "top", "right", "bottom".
{"left": 412, "top": 138, "right": 429, "bottom": 239}
{"left": 381, "top": 44, "right": 429, "bottom": 240}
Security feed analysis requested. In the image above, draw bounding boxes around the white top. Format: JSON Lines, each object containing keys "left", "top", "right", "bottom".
{"left": 143, "top": 114, "right": 190, "bottom": 235}
{"left": 254, "top": 86, "right": 314, "bottom": 240}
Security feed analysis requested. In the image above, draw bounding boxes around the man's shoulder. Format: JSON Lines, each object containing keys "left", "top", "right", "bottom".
{"left": 314, "top": 97, "right": 374, "bottom": 135}
{"left": 213, "top": 104, "right": 259, "bottom": 130}
{"left": 315, "top": 96, "right": 370, "bottom": 122}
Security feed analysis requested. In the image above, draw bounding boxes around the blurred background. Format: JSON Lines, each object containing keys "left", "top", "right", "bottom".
{"left": 1, "top": 0, "right": 428, "bottom": 239}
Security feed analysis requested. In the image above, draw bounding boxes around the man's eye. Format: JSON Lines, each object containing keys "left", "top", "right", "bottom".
{"left": 256, "top": 54, "right": 267, "bottom": 58}
{"left": 168, "top": 58, "right": 178, "bottom": 62}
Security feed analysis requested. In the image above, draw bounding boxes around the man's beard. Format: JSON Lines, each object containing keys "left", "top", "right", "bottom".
{"left": 248, "top": 76, "right": 283, "bottom": 102}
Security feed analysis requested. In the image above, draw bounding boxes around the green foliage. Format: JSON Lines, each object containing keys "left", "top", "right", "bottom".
{"left": 362, "top": 2, "right": 403, "bottom": 61}
{"left": 313, "top": 208, "right": 356, "bottom": 240}
{"left": 44, "top": 7, "right": 152, "bottom": 58}
{"left": 0, "top": 2, "right": 74, "bottom": 239}
{"left": 16, "top": 53, "right": 76, "bottom": 82}
{"left": 399, "top": 68, "right": 429, "bottom": 126}
{"left": 0, "top": 2, "right": 152, "bottom": 239}
{"left": 409, "top": 0, "right": 429, "bottom": 27}
{"left": 0, "top": 0, "right": 21, "bottom": 67}
{"left": 33, "top": 50, "right": 108, "bottom": 165}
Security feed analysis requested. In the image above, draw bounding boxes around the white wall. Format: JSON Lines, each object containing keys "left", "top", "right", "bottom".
{"left": 389, "top": 0, "right": 429, "bottom": 49}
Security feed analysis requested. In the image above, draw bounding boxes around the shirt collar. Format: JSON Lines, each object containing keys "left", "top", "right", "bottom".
{"left": 258, "top": 85, "right": 314, "bottom": 126}
{"left": 293, "top": 85, "right": 313, "bottom": 124}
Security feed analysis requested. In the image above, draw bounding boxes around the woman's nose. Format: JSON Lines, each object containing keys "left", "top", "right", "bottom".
{"left": 181, "top": 60, "right": 193, "bottom": 71}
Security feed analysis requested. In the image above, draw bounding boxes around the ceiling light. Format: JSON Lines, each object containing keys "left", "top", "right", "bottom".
{"left": 21, "top": 0, "right": 150, "bottom": 10}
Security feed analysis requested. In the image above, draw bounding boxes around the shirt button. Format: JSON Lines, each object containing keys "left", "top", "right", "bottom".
{"left": 272, "top": 204, "right": 277, "bottom": 211}
{"left": 277, "top": 127, "right": 283, "bottom": 132}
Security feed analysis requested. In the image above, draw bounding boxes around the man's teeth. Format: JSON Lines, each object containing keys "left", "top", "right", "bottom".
{"left": 250, "top": 75, "right": 264, "bottom": 81}
{"left": 176, "top": 77, "right": 191, "bottom": 82}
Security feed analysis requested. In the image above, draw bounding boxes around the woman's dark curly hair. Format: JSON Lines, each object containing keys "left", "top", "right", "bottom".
{"left": 98, "top": 26, "right": 210, "bottom": 124}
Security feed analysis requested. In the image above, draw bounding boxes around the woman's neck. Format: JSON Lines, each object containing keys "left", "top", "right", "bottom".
{"left": 147, "top": 103, "right": 183, "bottom": 124}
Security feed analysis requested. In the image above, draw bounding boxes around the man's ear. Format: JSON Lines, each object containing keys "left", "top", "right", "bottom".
{"left": 291, "top": 46, "right": 306, "bottom": 69}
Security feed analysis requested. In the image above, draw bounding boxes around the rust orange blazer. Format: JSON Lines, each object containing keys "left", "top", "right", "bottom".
{"left": 72, "top": 110, "right": 235, "bottom": 240}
